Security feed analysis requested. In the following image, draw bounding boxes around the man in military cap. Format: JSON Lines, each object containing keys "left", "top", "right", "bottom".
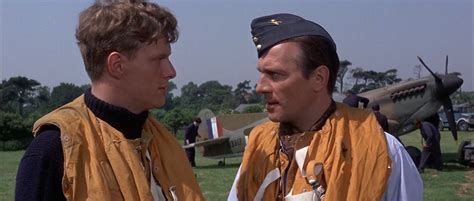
{"left": 343, "top": 89, "right": 370, "bottom": 108}
{"left": 228, "top": 13, "right": 422, "bottom": 200}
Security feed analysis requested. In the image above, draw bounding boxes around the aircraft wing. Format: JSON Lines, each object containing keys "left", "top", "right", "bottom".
{"left": 182, "top": 137, "right": 229, "bottom": 149}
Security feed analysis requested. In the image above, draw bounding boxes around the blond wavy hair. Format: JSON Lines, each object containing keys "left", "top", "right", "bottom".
{"left": 76, "top": 0, "right": 179, "bottom": 80}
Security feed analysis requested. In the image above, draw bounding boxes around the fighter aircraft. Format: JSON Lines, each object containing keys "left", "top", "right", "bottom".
{"left": 354, "top": 56, "right": 463, "bottom": 141}
{"left": 183, "top": 109, "right": 268, "bottom": 165}
{"left": 185, "top": 56, "right": 463, "bottom": 165}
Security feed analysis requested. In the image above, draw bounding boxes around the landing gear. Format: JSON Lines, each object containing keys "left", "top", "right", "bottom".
{"left": 458, "top": 140, "right": 474, "bottom": 167}
{"left": 457, "top": 120, "right": 469, "bottom": 131}
{"left": 218, "top": 158, "right": 226, "bottom": 166}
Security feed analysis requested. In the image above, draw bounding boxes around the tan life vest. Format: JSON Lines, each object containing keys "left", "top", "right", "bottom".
{"left": 237, "top": 103, "right": 391, "bottom": 201}
{"left": 33, "top": 95, "right": 204, "bottom": 201}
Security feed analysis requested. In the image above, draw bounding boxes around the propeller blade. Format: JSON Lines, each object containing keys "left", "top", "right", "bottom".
{"left": 442, "top": 97, "right": 458, "bottom": 141}
{"left": 445, "top": 55, "right": 448, "bottom": 75}
{"left": 417, "top": 56, "right": 442, "bottom": 82}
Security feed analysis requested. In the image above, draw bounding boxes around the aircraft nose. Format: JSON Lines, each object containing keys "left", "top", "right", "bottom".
{"left": 440, "top": 75, "right": 463, "bottom": 96}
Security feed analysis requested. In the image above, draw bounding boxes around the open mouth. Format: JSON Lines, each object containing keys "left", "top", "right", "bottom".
{"left": 266, "top": 101, "right": 279, "bottom": 110}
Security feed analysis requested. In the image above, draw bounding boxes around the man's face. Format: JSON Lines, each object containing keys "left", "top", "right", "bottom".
{"left": 256, "top": 42, "right": 318, "bottom": 125}
{"left": 120, "top": 38, "right": 176, "bottom": 112}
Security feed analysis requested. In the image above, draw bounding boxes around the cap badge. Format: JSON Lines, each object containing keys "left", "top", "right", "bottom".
{"left": 270, "top": 19, "right": 282, "bottom": 25}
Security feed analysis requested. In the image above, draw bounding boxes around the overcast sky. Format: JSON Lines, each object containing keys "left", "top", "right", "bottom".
{"left": 1, "top": 0, "right": 473, "bottom": 93}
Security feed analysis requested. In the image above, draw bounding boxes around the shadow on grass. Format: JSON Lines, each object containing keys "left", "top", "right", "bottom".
{"left": 195, "top": 163, "right": 241, "bottom": 170}
{"left": 439, "top": 152, "right": 473, "bottom": 172}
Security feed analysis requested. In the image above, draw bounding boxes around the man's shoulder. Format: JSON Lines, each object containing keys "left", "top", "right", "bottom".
{"left": 25, "top": 128, "right": 64, "bottom": 162}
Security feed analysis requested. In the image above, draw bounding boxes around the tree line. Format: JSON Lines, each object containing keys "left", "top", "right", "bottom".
{"left": 2, "top": 61, "right": 471, "bottom": 150}
{"left": 0, "top": 76, "right": 266, "bottom": 150}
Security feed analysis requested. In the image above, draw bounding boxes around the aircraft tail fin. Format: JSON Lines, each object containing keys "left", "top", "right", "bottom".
{"left": 207, "top": 117, "right": 224, "bottom": 139}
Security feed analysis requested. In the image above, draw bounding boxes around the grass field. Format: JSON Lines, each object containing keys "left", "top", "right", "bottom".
{"left": 1, "top": 131, "right": 473, "bottom": 201}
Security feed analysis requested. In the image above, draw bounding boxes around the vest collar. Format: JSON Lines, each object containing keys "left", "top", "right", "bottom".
{"left": 84, "top": 88, "right": 148, "bottom": 139}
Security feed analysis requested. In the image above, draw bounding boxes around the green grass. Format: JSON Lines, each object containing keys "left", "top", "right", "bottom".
{"left": 0, "top": 150, "right": 24, "bottom": 201}
{"left": 2, "top": 131, "right": 473, "bottom": 201}
{"left": 400, "top": 130, "right": 474, "bottom": 200}
{"left": 194, "top": 156, "right": 241, "bottom": 200}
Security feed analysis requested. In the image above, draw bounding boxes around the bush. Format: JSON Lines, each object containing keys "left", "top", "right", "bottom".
{"left": 0, "top": 138, "right": 32, "bottom": 151}
{"left": 0, "top": 112, "right": 31, "bottom": 141}
{"left": 243, "top": 105, "right": 264, "bottom": 113}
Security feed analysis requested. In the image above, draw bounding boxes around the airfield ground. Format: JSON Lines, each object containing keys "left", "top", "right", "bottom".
{"left": 1, "top": 131, "right": 473, "bottom": 201}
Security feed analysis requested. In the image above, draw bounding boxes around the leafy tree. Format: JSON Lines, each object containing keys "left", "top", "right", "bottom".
{"left": 0, "top": 76, "right": 40, "bottom": 116}
{"left": 248, "top": 84, "right": 263, "bottom": 104}
{"left": 162, "top": 81, "right": 177, "bottom": 111}
{"left": 412, "top": 64, "right": 422, "bottom": 79}
{"left": 177, "top": 81, "right": 237, "bottom": 114}
{"left": 451, "top": 91, "right": 474, "bottom": 105}
{"left": 48, "top": 83, "right": 85, "bottom": 110}
{"left": 80, "top": 84, "right": 91, "bottom": 91}
{"left": 349, "top": 68, "right": 402, "bottom": 93}
{"left": 150, "top": 108, "right": 165, "bottom": 119}
{"left": 23, "top": 86, "right": 50, "bottom": 115}
{"left": 198, "top": 80, "right": 236, "bottom": 113}
{"left": 234, "top": 80, "right": 252, "bottom": 104}
{"left": 336, "top": 60, "right": 352, "bottom": 92}
{"left": 177, "top": 81, "right": 200, "bottom": 112}
{"left": 0, "top": 112, "right": 30, "bottom": 141}
{"left": 161, "top": 108, "right": 194, "bottom": 134}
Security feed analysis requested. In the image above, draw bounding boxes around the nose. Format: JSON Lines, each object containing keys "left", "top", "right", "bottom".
{"left": 164, "top": 59, "right": 176, "bottom": 79}
{"left": 256, "top": 75, "right": 270, "bottom": 94}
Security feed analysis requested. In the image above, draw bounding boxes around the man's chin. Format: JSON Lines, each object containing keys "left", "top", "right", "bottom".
{"left": 267, "top": 114, "right": 283, "bottom": 123}
{"left": 152, "top": 100, "right": 166, "bottom": 109}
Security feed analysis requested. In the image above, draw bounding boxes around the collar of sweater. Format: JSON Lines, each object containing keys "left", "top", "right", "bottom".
{"left": 84, "top": 88, "right": 148, "bottom": 139}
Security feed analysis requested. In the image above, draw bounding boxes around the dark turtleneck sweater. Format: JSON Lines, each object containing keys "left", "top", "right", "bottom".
{"left": 15, "top": 89, "right": 148, "bottom": 201}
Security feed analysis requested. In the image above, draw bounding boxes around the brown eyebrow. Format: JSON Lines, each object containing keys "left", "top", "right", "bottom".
{"left": 258, "top": 66, "right": 286, "bottom": 75}
{"left": 151, "top": 52, "right": 170, "bottom": 60}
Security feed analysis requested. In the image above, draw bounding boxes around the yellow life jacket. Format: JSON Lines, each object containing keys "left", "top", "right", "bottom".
{"left": 237, "top": 103, "right": 391, "bottom": 200}
{"left": 33, "top": 95, "right": 204, "bottom": 201}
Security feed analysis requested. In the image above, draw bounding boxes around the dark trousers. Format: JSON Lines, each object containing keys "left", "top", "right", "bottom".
{"left": 419, "top": 147, "right": 443, "bottom": 171}
{"left": 185, "top": 148, "right": 196, "bottom": 167}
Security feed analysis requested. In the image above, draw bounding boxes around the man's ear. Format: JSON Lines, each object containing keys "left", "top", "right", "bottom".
{"left": 106, "top": 52, "right": 124, "bottom": 79}
{"left": 310, "top": 65, "right": 330, "bottom": 92}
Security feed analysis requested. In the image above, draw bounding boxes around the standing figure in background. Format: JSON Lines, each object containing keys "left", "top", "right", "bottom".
{"left": 372, "top": 104, "right": 389, "bottom": 132}
{"left": 184, "top": 117, "right": 202, "bottom": 167}
{"left": 342, "top": 90, "right": 369, "bottom": 108}
{"left": 416, "top": 120, "right": 443, "bottom": 172}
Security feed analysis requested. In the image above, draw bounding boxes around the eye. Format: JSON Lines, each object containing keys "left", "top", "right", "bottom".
{"left": 268, "top": 71, "right": 284, "bottom": 81}
{"left": 157, "top": 56, "right": 168, "bottom": 61}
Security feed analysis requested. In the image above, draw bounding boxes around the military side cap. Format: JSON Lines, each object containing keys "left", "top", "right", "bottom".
{"left": 251, "top": 13, "right": 337, "bottom": 57}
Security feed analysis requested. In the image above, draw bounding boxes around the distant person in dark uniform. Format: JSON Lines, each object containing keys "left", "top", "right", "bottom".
{"left": 425, "top": 113, "right": 441, "bottom": 130}
{"left": 343, "top": 90, "right": 369, "bottom": 108}
{"left": 416, "top": 120, "right": 443, "bottom": 172}
{"left": 184, "top": 117, "right": 202, "bottom": 167}
{"left": 372, "top": 104, "right": 389, "bottom": 132}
